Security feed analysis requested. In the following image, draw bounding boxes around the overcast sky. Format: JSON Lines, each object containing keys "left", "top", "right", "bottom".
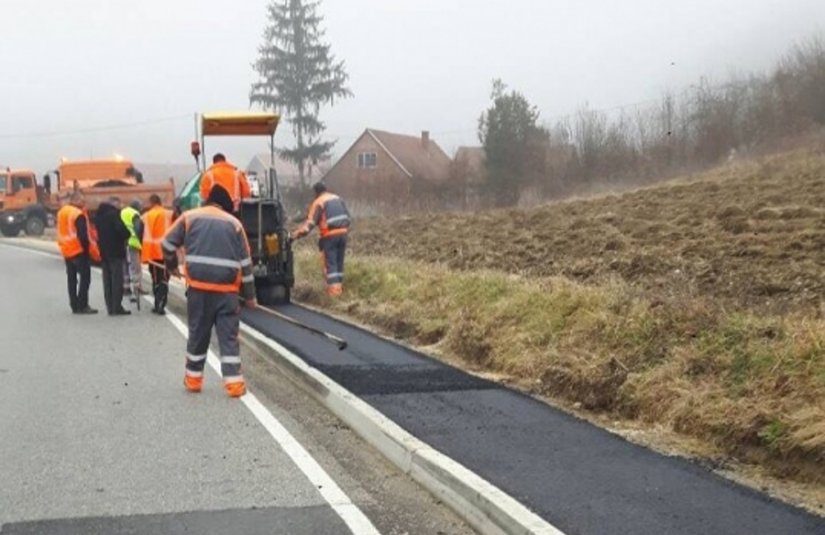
{"left": 1, "top": 0, "right": 823, "bottom": 174}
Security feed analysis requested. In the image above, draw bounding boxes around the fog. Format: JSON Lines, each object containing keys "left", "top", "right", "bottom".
{"left": 1, "top": 0, "right": 823, "bottom": 173}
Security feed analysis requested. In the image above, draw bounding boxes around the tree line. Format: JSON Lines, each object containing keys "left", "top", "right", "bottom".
{"left": 478, "top": 36, "right": 825, "bottom": 207}
{"left": 247, "top": 2, "right": 825, "bottom": 212}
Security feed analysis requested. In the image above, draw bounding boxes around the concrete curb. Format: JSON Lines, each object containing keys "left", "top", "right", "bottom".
{"left": 2, "top": 238, "right": 565, "bottom": 535}
{"left": 236, "top": 323, "right": 565, "bottom": 535}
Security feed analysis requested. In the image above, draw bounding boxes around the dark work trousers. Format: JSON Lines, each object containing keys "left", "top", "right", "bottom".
{"left": 65, "top": 254, "right": 91, "bottom": 312}
{"left": 149, "top": 262, "right": 170, "bottom": 312}
{"left": 319, "top": 234, "right": 347, "bottom": 287}
{"left": 184, "top": 289, "right": 243, "bottom": 384}
{"left": 101, "top": 258, "right": 125, "bottom": 314}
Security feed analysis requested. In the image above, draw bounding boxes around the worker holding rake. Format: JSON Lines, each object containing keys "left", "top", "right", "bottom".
{"left": 292, "top": 182, "right": 352, "bottom": 297}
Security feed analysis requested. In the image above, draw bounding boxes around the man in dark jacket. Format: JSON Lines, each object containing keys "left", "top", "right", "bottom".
{"left": 94, "top": 197, "right": 132, "bottom": 316}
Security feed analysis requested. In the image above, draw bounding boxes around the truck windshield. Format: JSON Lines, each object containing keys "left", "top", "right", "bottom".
{"left": 0, "top": 175, "right": 7, "bottom": 194}
{"left": 12, "top": 175, "right": 33, "bottom": 192}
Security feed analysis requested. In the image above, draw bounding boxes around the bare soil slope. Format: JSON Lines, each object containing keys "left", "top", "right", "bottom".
{"left": 350, "top": 151, "right": 825, "bottom": 314}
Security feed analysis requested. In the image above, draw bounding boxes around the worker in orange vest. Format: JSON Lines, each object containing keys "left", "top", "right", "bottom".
{"left": 162, "top": 186, "right": 256, "bottom": 398}
{"left": 292, "top": 182, "right": 352, "bottom": 297}
{"left": 56, "top": 192, "right": 98, "bottom": 314}
{"left": 141, "top": 194, "right": 173, "bottom": 315}
{"left": 199, "top": 153, "right": 252, "bottom": 213}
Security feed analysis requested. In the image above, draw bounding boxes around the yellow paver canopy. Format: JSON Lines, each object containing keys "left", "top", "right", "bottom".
{"left": 201, "top": 112, "right": 281, "bottom": 137}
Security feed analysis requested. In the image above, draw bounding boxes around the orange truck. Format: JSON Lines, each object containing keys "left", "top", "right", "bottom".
{"left": 0, "top": 168, "right": 49, "bottom": 236}
{"left": 0, "top": 159, "right": 175, "bottom": 237}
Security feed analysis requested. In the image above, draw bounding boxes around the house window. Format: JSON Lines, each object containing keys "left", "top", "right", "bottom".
{"left": 357, "top": 152, "right": 377, "bottom": 169}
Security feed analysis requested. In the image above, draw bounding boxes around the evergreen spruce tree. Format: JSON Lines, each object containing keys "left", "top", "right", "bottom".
{"left": 251, "top": 0, "right": 352, "bottom": 188}
{"left": 478, "top": 80, "right": 549, "bottom": 207}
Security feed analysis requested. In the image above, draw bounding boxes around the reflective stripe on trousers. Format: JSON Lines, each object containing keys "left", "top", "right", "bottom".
{"left": 320, "top": 234, "right": 347, "bottom": 286}
{"left": 185, "top": 288, "right": 243, "bottom": 384}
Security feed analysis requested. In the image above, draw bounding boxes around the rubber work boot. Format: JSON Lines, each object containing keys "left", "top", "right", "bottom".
{"left": 326, "top": 283, "right": 343, "bottom": 297}
{"left": 224, "top": 382, "right": 246, "bottom": 398}
{"left": 184, "top": 376, "right": 203, "bottom": 393}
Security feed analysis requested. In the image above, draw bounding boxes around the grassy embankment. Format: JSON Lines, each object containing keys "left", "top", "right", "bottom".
{"left": 293, "top": 149, "right": 825, "bottom": 485}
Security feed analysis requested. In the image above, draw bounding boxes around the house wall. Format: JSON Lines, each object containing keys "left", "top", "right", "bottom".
{"left": 324, "top": 133, "right": 411, "bottom": 209}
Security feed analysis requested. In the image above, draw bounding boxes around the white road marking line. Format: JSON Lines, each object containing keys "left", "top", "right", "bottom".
{"left": 162, "top": 309, "right": 381, "bottom": 535}
{"left": 0, "top": 243, "right": 381, "bottom": 533}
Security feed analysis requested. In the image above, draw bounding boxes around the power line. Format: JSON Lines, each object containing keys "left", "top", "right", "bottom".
{"left": 0, "top": 113, "right": 192, "bottom": 140}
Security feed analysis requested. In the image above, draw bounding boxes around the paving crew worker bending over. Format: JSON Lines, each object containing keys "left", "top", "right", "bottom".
{"left": 162, "top": 185, "right": 256, "bottom": 398}
{"left": 200, "top": 153, "right": 252, "bottom": 213}
{"left": 56, "top": 192, "right": 98, "bottom": 314}
{"left": 142, "top": 194, "right": 173, "bottom": 315}
{"left": 292, "top": 182, "right": 351, "bottom": 297}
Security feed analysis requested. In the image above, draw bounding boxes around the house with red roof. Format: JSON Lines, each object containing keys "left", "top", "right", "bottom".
{"left": 322, "top": 129, "right": 453, "bottom": 213}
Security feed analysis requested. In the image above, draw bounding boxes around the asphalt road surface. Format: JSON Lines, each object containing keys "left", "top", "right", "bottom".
{"left": 240, "top": 304, "right": 825, "bottom": 535}
{"left": 0, "top": 243, "right": 474, "bottom": 535}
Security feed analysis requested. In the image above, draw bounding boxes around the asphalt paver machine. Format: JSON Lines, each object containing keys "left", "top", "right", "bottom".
{"left": 185, "top": 112, "right": 294, "bottom": 305}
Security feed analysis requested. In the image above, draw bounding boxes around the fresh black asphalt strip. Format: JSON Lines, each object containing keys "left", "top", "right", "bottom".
{"left": 242, "top": 304, "right": 825, "bottom": 535}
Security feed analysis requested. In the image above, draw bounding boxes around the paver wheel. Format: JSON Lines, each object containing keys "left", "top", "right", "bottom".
{"left": 257, "top": 283, "right": 291, "bottom": 306}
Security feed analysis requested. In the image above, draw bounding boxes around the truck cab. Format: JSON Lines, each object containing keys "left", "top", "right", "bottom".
{"left": 0, "top": 169, "right": 49, "bottom": 237}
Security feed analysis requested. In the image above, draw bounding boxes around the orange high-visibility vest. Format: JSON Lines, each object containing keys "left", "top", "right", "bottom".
{"left": 141, "top": 206, "right": 172, "bottom": 263}
{"left": 305, "top": 193, "right": 350, "bottom": 238}
{"left": 56, "top": 205, "right": 84, "bottom": 259}
{"left": 84, "top": 208, "right": 102, "bottom": 263}
{"left": 200, "top": 162, "right": 251, "bottom": 211}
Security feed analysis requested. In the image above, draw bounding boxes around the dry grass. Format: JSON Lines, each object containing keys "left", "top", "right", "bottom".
{"left": 293, "top": 149, "right": 825, "bottom": 488}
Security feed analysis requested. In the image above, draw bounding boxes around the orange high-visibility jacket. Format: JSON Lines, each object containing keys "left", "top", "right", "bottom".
{"left": 199, "top": 161, "right": 251, "bottom": 211}
{"left": 56, "top": 205, "right": 85, "bottom": 259}
{"left": 141, "top": 206, "right": 172, "bottom": 263}
{"left": 84, "top": 208, "right": 102, "bottom": 263}
{"left": 298, "top": 192, "right": 351, "bottom": 239}
{"left": 161, "top": 205, "right": 255, "bottom": 299}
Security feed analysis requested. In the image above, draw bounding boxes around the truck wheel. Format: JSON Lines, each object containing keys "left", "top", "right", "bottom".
{"left": 257, "top": 284, "right": 291, "bottom": 306}
{"left": 0, "top": 223, "right": 21, "bottom": 237}
{"left": 24, "top": 217, "right": 45, "bottom": 237}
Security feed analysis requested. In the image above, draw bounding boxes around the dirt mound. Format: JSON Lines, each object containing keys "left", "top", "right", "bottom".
{"left": 349, "top": 150, "right": 825, "bottom": 314}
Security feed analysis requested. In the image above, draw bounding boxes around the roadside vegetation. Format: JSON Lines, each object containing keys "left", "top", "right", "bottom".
{"left": 294, "top": 148, "right": 825, "bottom": 487}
